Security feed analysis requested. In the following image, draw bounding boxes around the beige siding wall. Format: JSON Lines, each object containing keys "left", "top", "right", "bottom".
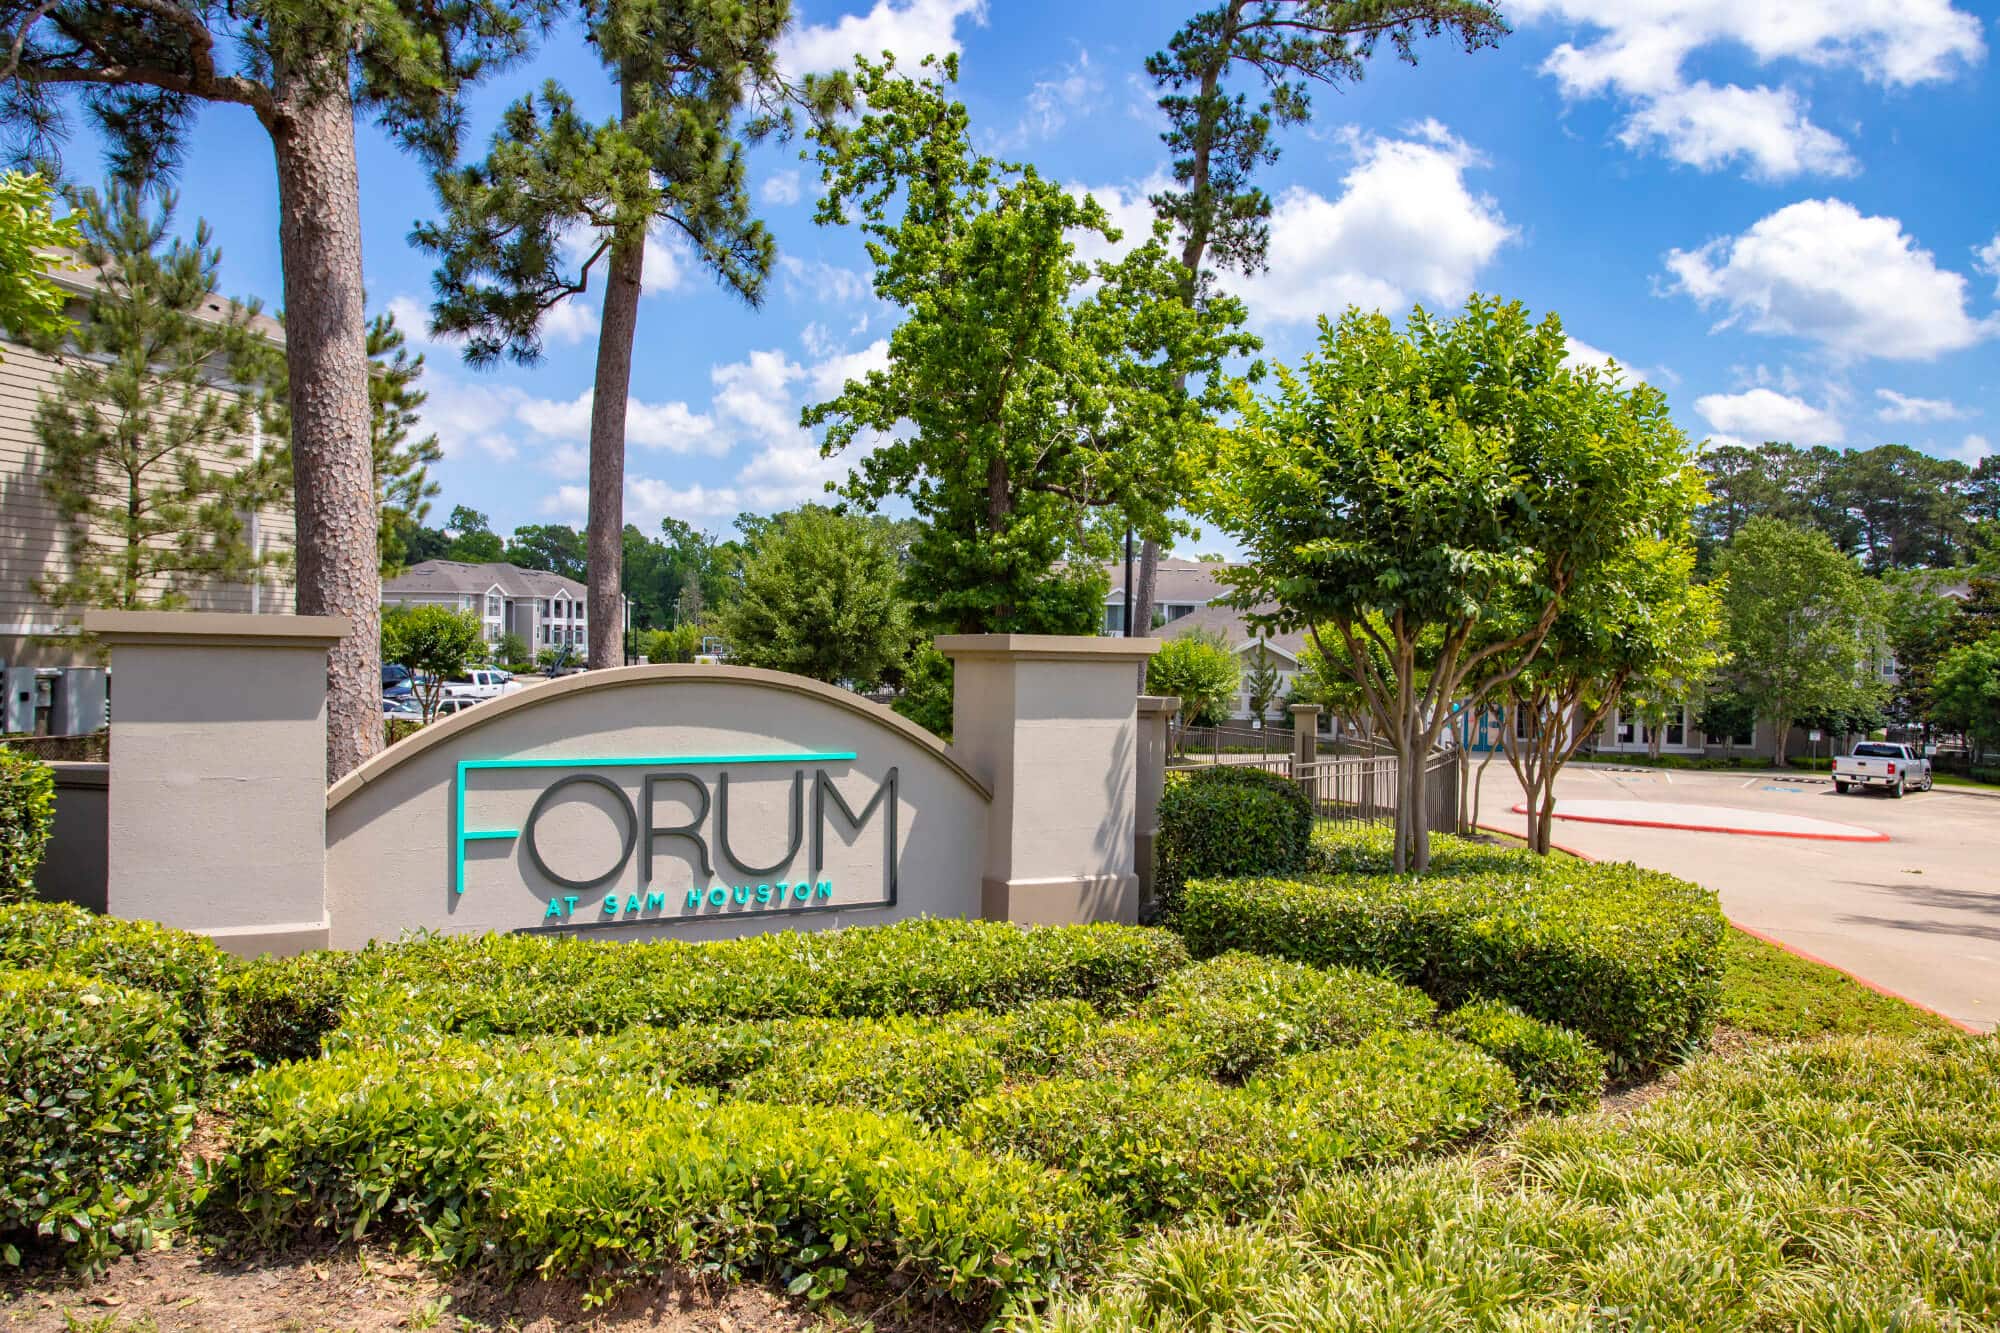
{"left": 0, "top": 335, "right": 295, "bottom": 667}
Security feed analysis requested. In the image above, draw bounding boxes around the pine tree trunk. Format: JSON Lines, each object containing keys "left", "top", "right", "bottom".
{"left": 586, "top": 225, "right": 644, "bottom": 669}
{"left": 268, "top": 65, "right": 380, "bottom": 781}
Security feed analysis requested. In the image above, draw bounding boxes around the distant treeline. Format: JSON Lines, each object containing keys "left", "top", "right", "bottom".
{"left": 1698, "top": 443, "right": 1999, "bottom": 573}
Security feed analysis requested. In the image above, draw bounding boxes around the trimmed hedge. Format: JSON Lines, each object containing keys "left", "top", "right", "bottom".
{"left": 333, "top": 918, "right": 1189, "bottom": 1047}
{"left": 961, "top": 1030, "right": 1518, "bottom": 1222}
{"left": 0, "top": 747, "right": 54, "bottom": 903}
{"left": 1176, "top": 853, "right": 1725, "bottom": 1073}
{"left": 217, "top": 949, "right": 365, "bottom": 1067}
{"left": 1, "top": 969, "right": 192, "bottom": 1274}
{"left": 1155, "top": 766, "right": 1312, "bottom": 916}
{"left": 0, "top": 903, "right": 227, "bottom": 1072}
{"left": 213, "top": 1037, "right": 1117, "bottom": 1313}
{"left": 1074, "top": 952, "right": 1435, "bottom": 1082}
{"left": 1440, "top": 1000, "right": 1606, "bottom": 1112}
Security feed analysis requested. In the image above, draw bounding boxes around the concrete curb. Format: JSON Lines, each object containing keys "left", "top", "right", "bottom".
{"left": 1475, "top": 823, "right": 1980, "bottom": 1036}
{"left": 1509, "top": 803, "right": 1891, "bottom": 844}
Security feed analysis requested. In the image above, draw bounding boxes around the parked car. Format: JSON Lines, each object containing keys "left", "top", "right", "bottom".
{"left": 434, "top": 695, "right": 480, "bottom": 717}
{"left": 381, "top": 696, "right": 420, "bottom": 717}
{"left": 381, "top": 664, "right": 413, "bottom": 700}
{"left": 1832, "top": 741, "right": 1933, "bottom": 797}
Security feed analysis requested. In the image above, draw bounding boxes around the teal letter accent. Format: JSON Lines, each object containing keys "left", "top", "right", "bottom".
{"left": 647, "top": 891, "right": 665, "bottom": 911}
{"left": 624, "top": 894, "right": 641, "bottom": 914}
{"left": 816, "top": 880, "right": 833, "bottom": 898}
{"left": 602, "top": 895, "right": 618, "bottom": 913}
{"left": 707, "top": 886, "right": 728, "bottom": 907}
{"left": 685, "top": 889, "right": 701, "bottom": 908}
{"left": 757, "top": 884, "right": 772, "bottom": 903}
{"left": 563, "top": 895, "right": 579, "bottom": 914}
{"left": 544, "top": 898, "right": 562, "bottom": 920}
{"left": 794, "top": 882, "right": 812, "bottom": 902}
{"left": 733, "top": 885, "right": 752, "bottom": 905}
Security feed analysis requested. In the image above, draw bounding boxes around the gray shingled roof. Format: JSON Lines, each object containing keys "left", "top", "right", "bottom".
{"left": 1100, "top": 557, "right": 1245, "bottom": 607}
{"left": 1163, "top": 602, "right": 1307, "bottom": 662}
{"left": 383, "top": 560, "right": 588, "bottom": 600}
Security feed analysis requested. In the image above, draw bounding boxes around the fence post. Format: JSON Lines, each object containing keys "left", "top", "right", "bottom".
{"left": 1289, "top": 703, "right": 1319, "bottom": 812}
{"left": 1135, "top": 695, "right": 1180, "bottom": 919}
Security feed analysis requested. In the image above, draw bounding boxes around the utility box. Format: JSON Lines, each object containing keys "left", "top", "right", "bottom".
{"left": 50, "top": 668, "right": 109, "bottom": 736}
{"left": 1, "top": 667, "right": 38, "bottom": 734}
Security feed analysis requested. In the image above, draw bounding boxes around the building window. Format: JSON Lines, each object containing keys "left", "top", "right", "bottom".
{"left": 1616, "top": 713, "right": 1636, "bottom": 746}
{"left": 1103, "top": 604, "right": 1126, "bottom": 635}
{"left": 1666, "top": 710, "right": 1686, "bottom": 748}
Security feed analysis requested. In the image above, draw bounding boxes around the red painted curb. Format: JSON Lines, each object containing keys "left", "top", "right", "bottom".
{"left": 1475, "top": 823, "right": 1978, "bottom": 1035}
{"left": 1508, "top": 804, "right": 1890, "bottom": 844}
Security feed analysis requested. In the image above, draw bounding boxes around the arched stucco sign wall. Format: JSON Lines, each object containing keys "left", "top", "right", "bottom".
{"left": 324, "top": 666, "right": 990, "bottom": 947}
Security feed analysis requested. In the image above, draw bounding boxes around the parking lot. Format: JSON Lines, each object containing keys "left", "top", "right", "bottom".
{"left": 1473, "top": 762, "right": 2000, "bottom": 1032}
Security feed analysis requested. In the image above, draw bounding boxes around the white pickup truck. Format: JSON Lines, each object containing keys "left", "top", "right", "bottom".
{"left": 442, "top": 668, "right": 524, "bottom": 702}
{"left": 1832, "top": 741, "right": 1932, "bottom": 797}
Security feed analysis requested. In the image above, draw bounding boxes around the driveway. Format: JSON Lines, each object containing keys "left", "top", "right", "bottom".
{"left": 1470, "top": 762, "right": 2000, "bottom": 1032}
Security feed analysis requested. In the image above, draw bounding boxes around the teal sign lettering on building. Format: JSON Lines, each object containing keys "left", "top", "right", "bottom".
{"left": 452, "top": 752, "right": 899, "bottom": 929}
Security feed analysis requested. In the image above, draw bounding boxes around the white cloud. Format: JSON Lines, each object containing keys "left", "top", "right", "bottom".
{"left": 779, "top": 0, "right": 986, "bottom": 74}
{"left": 1229, "top": 121, "right": 1514, "bottom": 325}
{"left": 1563, "top": 335, "right": 1647, "bottom": 382}
{"left": 1874, "top": 388, "right": 1969, "bottom": 423}
{"left": 1515, "top": 0, "right": 1984, "bottom": 180}
{"left": 762, "top": 171, "right": 803, "bottom": 207}
{"left": 627, "top": 478, "right": 743, "bottom": 525}
{"left": 1695, "top": 387, "right": 1845, "bottom": 444}
{"left": 711, "top": 349, "right": 805, "bottom": 440}
{"left": 1977, "top": 233, "right": 2000, "bottom": 296}
{"left": 1945, "top": 433, "right": 1992, "bottom": 463}
{"left": 417, "top": 376, "right": 529, "bottom": 462}
{"left": 1618, "top": 81, "right": 1854, "bottom": 180}
{"left": 779, "top": 255, "right": 875, "bottom": 305}
{"left": 515, "top": 391, "right": 728, "bottom": 455}
{"left": 1665, "top": 199, "right": 1997, "bottom": 361}
{"left": 539, "top": 295, "right": 599, "bottom": 345}
{"left": 807, "top": 338, "right": 891, "bottom": 399}
{"left": 556, "top": 223, "right": 687, "bottom": 299}
{"left": 382, "top": 295, "right": 460, "bottom": 349}
{"left": 1002, "top": 50, "right": 1101, "bottom": 147}
{"left": 540, "top": 484, "right": 588, "bottom": 519}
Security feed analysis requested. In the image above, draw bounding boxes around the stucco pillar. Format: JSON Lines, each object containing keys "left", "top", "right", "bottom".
{"left": 86, "top": 611, "right": 348, "bottom": 956}
{"left": 938, "top": 634, "right": 1162, "bottom": 926}
{"left": 1134, "top": 695, "right": 1180, "bottom": 919}
{"left": 1290, "top": 702, "right": 1320, "bottom": 811}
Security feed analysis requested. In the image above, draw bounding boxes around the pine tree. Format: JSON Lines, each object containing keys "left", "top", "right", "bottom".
{"left": 3, "top": 0, "right": 553, "bottom": 777}
{"left": 33, "top": 185, "right": 289, "bottom": 615}
{"left": 1128, "top": 1, "right": 1508, "bottom": 637}
{"left": 415, "top": 0, "right": 840, "bottom": 669}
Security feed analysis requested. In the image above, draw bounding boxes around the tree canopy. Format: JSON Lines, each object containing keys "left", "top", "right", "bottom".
{"left": 0, "top": 171, "right": 78, "bottom": 357}
{"left": 1205, "top": 294, "right": 1702, "bottom": 870}
{"left": 715, "top": 505, "right": 911, "bottom": 689}
{"left": 803, "top": 55, "right": 1256, "bottom": 633}
{"left": 1147, "top": 629, "right": 1242, "bottom": 739}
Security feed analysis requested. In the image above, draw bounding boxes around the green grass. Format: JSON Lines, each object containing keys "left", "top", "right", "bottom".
{"left": 1931, "top": 770, "right": 2000, "bottom": 790}
{"left": 1719, "top": 928, "right": 1960, "bottom": 1039}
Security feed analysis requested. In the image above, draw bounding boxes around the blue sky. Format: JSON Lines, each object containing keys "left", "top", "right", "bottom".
{"left": 74, "top": 0, "right": 2000, "bottom": 551}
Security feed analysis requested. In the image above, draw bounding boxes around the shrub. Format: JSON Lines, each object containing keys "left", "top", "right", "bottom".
{"left": 1077, "top": 953, "right": 1434, "bottom": 1081}
{"left": 217, "top": 949, "right": 367, "bottom": 1066}
{"left": 1, "top": 969, "right": 192, "bottom": 1274}
{"left": 1155, "top": 765, "right": 1313, "bottom": 915}
{"left": 334, "top": 918, "right": 1188, "bottom": 1046}
{"left": 961, "top": 1030, "right": 1516, "bottom": 1222}
{"left": 1440, "top": 1000, "right": 1606, "bottom": 1111}
{"left": 1176, "top": 849, "right": 1725, "bottom": 1073}
{"left": 213, "top": 1038, "right": 1117, "bottom": 1314}
{"left": 0, "top": 903, "right": 227, "bottom": 1071}
{"left": 0, "top": 746, "right": 55, "bottom": 904}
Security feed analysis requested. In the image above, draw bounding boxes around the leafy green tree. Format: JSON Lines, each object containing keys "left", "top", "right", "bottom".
{"left": 1697, "top": 690, "right": 1758, "bottom": 758}
{"left": 892, "top": 643, "right": 954, "bottom": 740}
{"left": 442, "top": 506, "right": 504, "bottom": 562}
{"left": 493, "top": 630, "right": 531, "bottom": 670}
{"left": 1205, "top": 296, "right": 1701, "bottom": 871}
{"left": 504, "top": 523, "right": 587, "bottom": 580}
{"left": 417, "top": 0, "right": 832, "bottom": 671}
{"left": 1125, "top": 0, "right": 1507, "bottom": 634}
{"left": 0, "top": 170, "right": 78, "bottom": 357}
{"left": 1880, "top": 569, "right": 1967, "bottom": 731}
{"left": 32, "top": 185, "right": 288, "bottom": 614}
{"left": 3, "top": 0, "right": 552, "bottom": 780}
{"left": 715, "top": 505, "right": 910, "bottom": 688}
{"left": 1716, "top": 517, "right": 1887, "bottom": 768}
{"left": 803, "top": 56, "right": 1256, "bottom": 634}
{"left": 1148, "top": 629, "right": 1242, "bottom": 747}
{"left": 1931, "top": 633, "right": 2000, "bottom": 756}
{"left": 381, "top": 605, "right": 484, "bottom": 722}
{"left": 643, "top": 622, "right": 702, "bottom": 664}
{"left": 1500, "top": 539, "right": 1721, "bottom": 853}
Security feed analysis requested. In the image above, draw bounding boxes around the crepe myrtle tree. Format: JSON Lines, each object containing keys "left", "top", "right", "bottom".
{"left": 1501, "top": 538, "right": 1721, "bottom": 854}
{"left": 804, "top": 56, "right": 1258, "bottom": 634}
{"left": 1, "top": 0, "right": 554, "bottom": 779}
{"left": 381, "top": 604, "right": 483, "bottom": 723}
{"left": 1124, "top": 0, "right": 1508, "bottom": 644}
{"left": 0, "top": 170, "right": 79, "bottom": 356}
{"left": 1205, "top": 295, "right": 1703, "bottom": 872}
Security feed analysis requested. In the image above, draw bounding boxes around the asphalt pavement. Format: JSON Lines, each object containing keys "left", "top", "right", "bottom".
{"left": 1472, "top": 761, "right": 2000, "bottom": 1032}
